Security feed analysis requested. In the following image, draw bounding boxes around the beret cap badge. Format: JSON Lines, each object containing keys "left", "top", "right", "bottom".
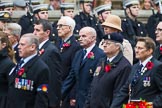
{"left": 4, "top": 13, "right": 9, "bottom": 18}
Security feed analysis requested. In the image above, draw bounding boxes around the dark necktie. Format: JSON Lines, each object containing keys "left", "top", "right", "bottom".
{"left": 131, "top": 64, "right": 143, "bottom": 87}
{"left": 82, "top": 49, "right": 87, "bottom": 59}
{"left": 60, "top": 40, "right": 63, "bottom": 48}
{"left": 81, "top": 49, "right": 87, "bottom": 64}
{"left": 15, "top": 59, "right": 24, "bottom": 73}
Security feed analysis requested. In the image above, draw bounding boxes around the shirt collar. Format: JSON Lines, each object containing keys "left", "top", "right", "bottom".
{"left": 84, "top": 43, "right": 95, "bottom": 56}
{"left": 21, "top": 53, "right": 37, "bottom": 67}
{"left": 39, "top": 39, "right": 48, "bottom": 49}
{"left": 140, "top": 55, "right": 153, "bottom": 67}
{"left": 63, "top": 35, "right": 71, "bottom": 42}
{"left": 107, "top": 54, "right": 117, "bottom": 63}
{"left": 12, "top": 42, "right": 18, "bottom": 49}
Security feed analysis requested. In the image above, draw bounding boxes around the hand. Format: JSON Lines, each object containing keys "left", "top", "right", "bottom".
{"left": 70, "top": 99, "right": 76, "bottom": 106}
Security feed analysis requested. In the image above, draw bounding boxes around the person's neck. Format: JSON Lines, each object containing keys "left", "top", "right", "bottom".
{"left": 61, "top": 33, "right": 72, "bottom": 41}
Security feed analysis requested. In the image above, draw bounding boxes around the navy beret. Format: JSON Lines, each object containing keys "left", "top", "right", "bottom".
{"left": 103, "top": 32, "right": 123, "bottom": 43}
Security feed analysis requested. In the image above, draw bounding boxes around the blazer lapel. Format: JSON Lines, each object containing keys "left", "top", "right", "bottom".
{"left": 80, "top": 45, "right": 97, "bottom": 67}
{"left": 10, "top": 56, "right": 39, "bottom": 84}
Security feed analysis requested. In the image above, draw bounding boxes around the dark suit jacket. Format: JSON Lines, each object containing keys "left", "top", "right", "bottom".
{"left": 0, "top": 48, "right": 15, "bottom": 108}
{"left": 153, "top": 45, "right": 162, "bottom": 62}
{"left": 7, "top": 55, "right": 49, "bottom": 108}
{"left": 14, "top": 44, "right": 21, "bottom": 62}
{"left": 0, "top": 48, "right": 15, "bottom": 95}
{"left": 39, "top": 40, "right": 62, "bottom": 107}
{"left": 84, "top": 51, "right": 131, "bottom": 108}
{"left": 55, "top": 36, "right": 81, "bottom": 81}
{"left": 110, "top": 57, "right": 162, "bottom": 108}
{"left": 62, "top": 45, "right": 105, "bottom": 108}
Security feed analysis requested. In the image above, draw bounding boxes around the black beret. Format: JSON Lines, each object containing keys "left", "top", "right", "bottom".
{"left": 103, "top": 32, "right": 123, "bottom": 43}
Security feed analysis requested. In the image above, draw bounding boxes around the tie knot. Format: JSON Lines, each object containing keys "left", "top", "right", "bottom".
{"left": 83, "top": 49, "right": 87, "bottom": 55}
{"left": 138, "top": 64, "right": 143, "bottom": 71}
{"left": 19, "top": 59, "right": 24, "bottom": 66}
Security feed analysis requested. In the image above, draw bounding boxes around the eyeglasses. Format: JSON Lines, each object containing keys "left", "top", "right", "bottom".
{"left": 57, "top": 24, "right": 69, "bottom": 28}
{"left": 155, "top": 28, "right": 162, "bottom": 32}
{"left": 102, "top": 41, "right": 115, "bottom": 46}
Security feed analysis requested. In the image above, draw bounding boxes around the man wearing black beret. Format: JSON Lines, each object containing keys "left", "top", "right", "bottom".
{"left": 84, "top": 32, "right": 131, "bottom": 108}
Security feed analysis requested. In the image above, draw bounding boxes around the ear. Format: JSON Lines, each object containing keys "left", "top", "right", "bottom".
{"left": 147, "top": 48, "right": 153, "bottom": 55}
{"left": 30, "top": 43, "right": 36, "bottom": 51}
{"left": 126, "top": 8, "right": 130, "bottom": 14}
{"left": 46, "top": 30, "right": 51, "bottom": 36}
{"left": 1, "top": 43, "right": 7, "bottom": 49}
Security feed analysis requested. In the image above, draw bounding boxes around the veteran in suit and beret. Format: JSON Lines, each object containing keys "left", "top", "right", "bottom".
{"left": 84, "top": 32, "right": 131, "bottom": 108}
{"left": 7, "top": 33, "right": 50, "bottom": 108}
{"left": 62, "top": 26, "right": 105, "bottom": 108}
{"left": 110, "top": 37, "right": 162, "bottom": 108}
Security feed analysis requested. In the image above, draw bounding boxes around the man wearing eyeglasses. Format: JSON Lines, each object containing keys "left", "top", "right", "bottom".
{"left": 55, "top": 16, "right": 81, "bottom": 108}
{"left": 110, "top": 37, "right": 162, "bottom": 108}
{"left": 33, "top": 19, "right": 62, "bottom": 108}
{"left": 3, "top": 23, "right": 22, "bottom": 63}
{"left": 62, "top": 26, "right": 105, "bottom": 108}
{"left": 154, "top": 21, "right": 162, "bottom": 62}
{"left": 84, "top": 32, "right": 131, "bottom": 108}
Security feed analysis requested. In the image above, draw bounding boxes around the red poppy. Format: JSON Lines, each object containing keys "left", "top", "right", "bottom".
{"left": 18, "top": 68, "right": 25, "bottom": 76}
{"left": 39, "top": 49, "right": 45, "bottom": 55}
{"left": 104, "top": 64, "right": 111, "bottom": 73}
{"left": 125, "top": 103, "right": 136, "bottom": 108}
{"left": 63, "top": 43, "right": 71, "bottom": 48}
{"left": 87, "top": 52, "right": 94, "bottom": 59}
{"left": 146, "top": 61, "right": 154, "bottom": 70}
{"left": 160, "top": 46, "right": 162, "bottom": 54}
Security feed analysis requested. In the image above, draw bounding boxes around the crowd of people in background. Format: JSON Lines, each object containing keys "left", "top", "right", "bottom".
{"left": 1, "top": 0, "right": 162, "bottom": 108}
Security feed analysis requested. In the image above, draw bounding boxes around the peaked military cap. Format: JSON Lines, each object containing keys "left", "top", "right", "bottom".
{"left": 0, "top": 2, "right": 13, "bottom": 9}
{"left": 0, "top": 11, "right": 11, "bottom": 22}
{"left": 123, "top": 0, "right": 139, "bottom": 9}
{"left": 103, "top": 32, "right": 123, "bottom": 43}
{"left": 80, "top": 0, "right": 93, "bottom": 3}
{"left": 60, "top": 3, "right": 75, "bottom": 9}
{"left": 154, "top": 0, "right": 162, "bottom": 5}
{"left": 13, "top": 0, "right": 26, "bottom": 8}
{"left": 25, "top": 0, "right": 40, "bottom": 5}
{"left": 95, "top": 4, "right": 111, "bottom": 15}
{"left": 33, "top": 4, "right": 48, "bottom": 14}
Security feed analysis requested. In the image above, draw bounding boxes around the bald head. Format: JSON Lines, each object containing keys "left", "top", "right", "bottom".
{"left": 78, "top": 26, "right": 96, "bottom": 48}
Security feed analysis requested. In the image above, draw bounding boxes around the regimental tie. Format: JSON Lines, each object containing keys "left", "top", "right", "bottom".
{"left": 15, "top": 59, "right": 24, "bottom": 73}
{"left": 81, "top": 49, "right": 87, "bottom": 64}
{"left": 131, "top": 64, "right": 143, "bottom": 87}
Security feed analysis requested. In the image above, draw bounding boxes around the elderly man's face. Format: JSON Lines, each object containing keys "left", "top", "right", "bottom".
{"left": 57, "top": 18, "right": 71, "bottom": 39}
{"left": 78, "top": 28, "right": 95, "bottom": 48}
{"left": 102, "top": 40, "right": 119, "bottom": 57}
{"left": 155, "top": 22, "right": 162, "bottom": 43}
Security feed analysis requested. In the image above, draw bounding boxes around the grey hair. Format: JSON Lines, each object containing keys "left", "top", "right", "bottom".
{"left": 6, "top": 23, "right": 22, "bottom": 38}
{"left": 60, "top": 16, "right": 76, "bottom": 31}
{"left": 115, "top": 42, "right": 123, "bottom": 52}
{"left": 22, "top": 33, "right": 39, "bottom": 49}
